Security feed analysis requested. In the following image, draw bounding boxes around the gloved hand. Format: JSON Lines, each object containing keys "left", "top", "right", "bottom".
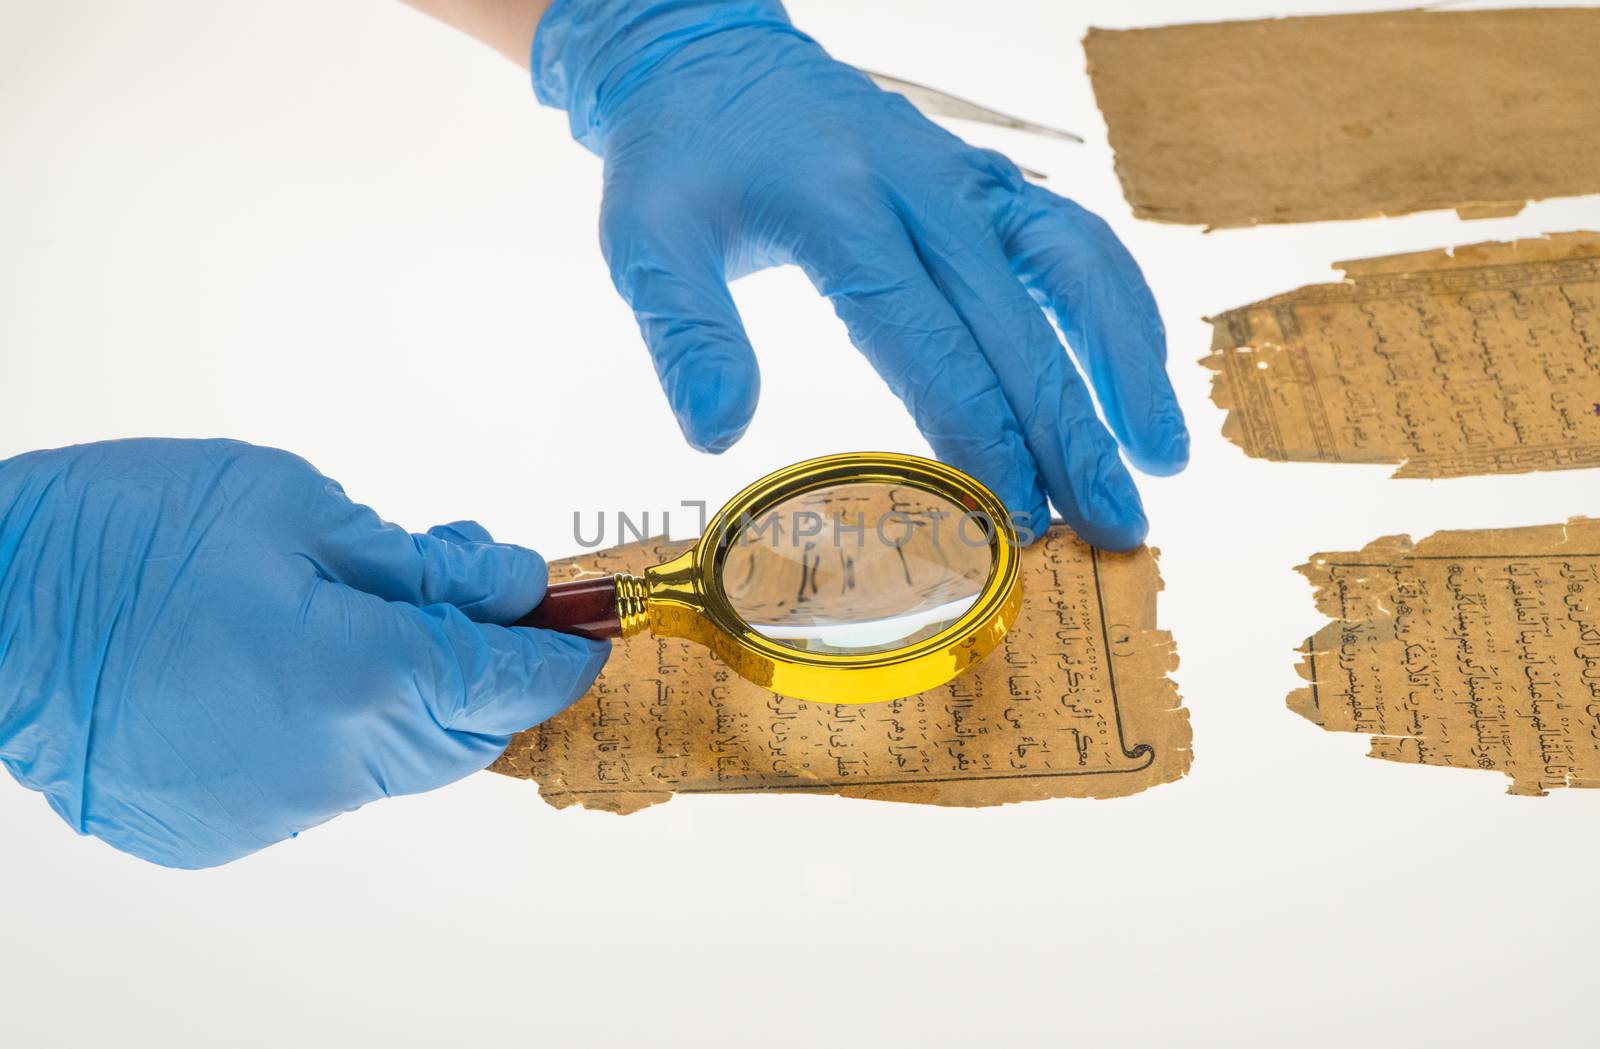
{"left": 533, "top": 0, "right": 1188, "bottom": 550}
{"left": 0, "top": 439, "right": 607, "bottom": 869}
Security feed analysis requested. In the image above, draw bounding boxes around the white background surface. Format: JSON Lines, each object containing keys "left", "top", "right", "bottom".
{"left": 2, "top": 1, "right": 1597, "bottom": 1045}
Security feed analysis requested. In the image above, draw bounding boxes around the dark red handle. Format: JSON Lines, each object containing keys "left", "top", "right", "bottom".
{"left": 515, "top": 576, "right": 623, "bottom": 640}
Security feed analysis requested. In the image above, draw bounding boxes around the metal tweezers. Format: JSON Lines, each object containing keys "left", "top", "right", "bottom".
{"left": 864, "top": 70, "right": 1082, "bottom": 180}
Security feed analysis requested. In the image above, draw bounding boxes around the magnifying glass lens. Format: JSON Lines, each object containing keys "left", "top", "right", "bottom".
{"left": 720, "top": 482, "right": 994, "bottom": 656}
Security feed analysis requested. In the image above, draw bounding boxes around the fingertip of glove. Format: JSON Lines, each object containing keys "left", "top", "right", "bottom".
{"left": 686, "top": 425, "right": 749, "bottom": 455}
{"left": 428, "top": 520, "right": 495, "bottom": 545}
{"left": 418, "top": 529, "right": 549, "bottom": 624}
{"left": 677, "top": 360, "right": 759, "bottom": 453}
{"left": 1074, "top": 512, "right": 1150, "bottom": 553}
{"left": 503, "top": 545, "right": 551, "bottom": 602}
{"left": 1085, "top": 456, "right": 1150, "bottom": 551}
{"left": 1129, "top": 426, "right": 1191, "bottom": 478}
{"left": 1011, "top": 503, "right": 1053, "bottom": 546}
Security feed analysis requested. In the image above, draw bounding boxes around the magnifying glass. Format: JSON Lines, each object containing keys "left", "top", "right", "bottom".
{"left": 517, "top": 452, "right": 1022, "bottom": 704}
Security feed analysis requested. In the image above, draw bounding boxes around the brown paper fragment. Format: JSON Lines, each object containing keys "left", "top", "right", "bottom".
{"left": 1204, "top": 232, "right": 1600, "bottom": 478}
{"left": 1293, "top": 518, "right": 1600, "bottom": 796}
{"left": 491, "top": 527, "right": 1190, "bottom": 812}
{"left": 1084, "top": 8, "right": 1600, "bottom": 228}
{"left": 1454, "top": 202, "right": 1527, "bottom": 222}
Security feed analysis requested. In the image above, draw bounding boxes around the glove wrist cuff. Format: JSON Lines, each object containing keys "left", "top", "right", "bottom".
{"left": 0, "top": 454, "right": 53, "bottom": 767}
{"left": 531, "top": 0, "right": 799, "bottom": 153}
{"left": 0, "top": 456, "right": 24, "bottom": 748}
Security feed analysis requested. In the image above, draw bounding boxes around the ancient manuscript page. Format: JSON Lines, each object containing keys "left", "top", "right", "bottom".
{"left": 1084, "top": 8, "right": 1600, "bottom": 228}
{"left": 492, "top": 527, "right": 1190, "bottom": 812}
{"left": 1204, "top": 233, "right": 1600, "bottom": 478}
{"left": 1294, "top": 518, "right": 1600, "bottom": 795}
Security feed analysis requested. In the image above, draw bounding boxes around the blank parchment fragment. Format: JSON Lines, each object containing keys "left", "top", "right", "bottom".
{"left": 492, "top": 527, "right": 1190, "bottom": 813}
{"left": 1204, "top": 232, "right": 1600, "bottom": 478}
{"left": 1294, "top": 518, "right": 1600, "bottom": 796}
{"left": 1084, "top": 8, "right": 1600, "bottom": 228}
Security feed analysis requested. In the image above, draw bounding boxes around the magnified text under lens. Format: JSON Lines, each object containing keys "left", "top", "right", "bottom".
{"left": 720, "top": 482, "right": 993, "bottom": 656}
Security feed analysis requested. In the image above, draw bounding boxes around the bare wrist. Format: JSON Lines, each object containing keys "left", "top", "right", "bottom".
{"left": 399, "top": 0, "right": 553, "bottom": 69}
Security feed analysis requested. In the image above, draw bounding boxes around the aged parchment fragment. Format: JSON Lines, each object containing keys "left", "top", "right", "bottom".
{"left": 492, "top": 527, "right": 1190, "bottom": 812}
{"left": 1204, "top": 233, "right": 1600, "bottom": 478}
{"left": 1294, "top": 519, "right": 1600, "bottom": 796}
{"left": 1084, "top": 8, "right": 1600, "bottom": 228}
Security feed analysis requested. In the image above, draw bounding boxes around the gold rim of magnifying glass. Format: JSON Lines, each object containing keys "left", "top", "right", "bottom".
{"left": 633, "top": 452, "right": 1022, "bottom": 704}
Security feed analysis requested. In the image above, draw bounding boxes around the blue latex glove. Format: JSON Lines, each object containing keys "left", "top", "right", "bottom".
{"left": 0, "top": 439, "right": 608, "bottom": 869}
{"left": 533, "top": 0, "right": 1188, "bottom": 549}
